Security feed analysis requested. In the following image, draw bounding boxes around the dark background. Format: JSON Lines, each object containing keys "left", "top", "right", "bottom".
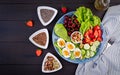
{"left": 0, "top": 0, "right": 119, "bottom": 75}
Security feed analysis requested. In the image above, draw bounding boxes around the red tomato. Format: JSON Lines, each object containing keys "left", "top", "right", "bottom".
{"left": 94, "top": 30, "right": 99, "bottom": 38}
{"left": 97, "top": 37, "right": 102, "bottom": 42}
{"left": 84, "top": 31, "right": 89, "bottom": 37}
{"left": 94, "top": 25, "right": 100, "bottom": 31}
{"left": 92, "top": 38, "right": 97, "bottom": 42}
{"left": 98, "top": 29, "right": 102, "bottom": 37}
{"left": 85, "top": 37, "right": 91, "bottom": 44}
{"left": 88, "top": 29, "right": 93, "bottom": 35}
{"left": 89, "top": 34, "right": 95, "bottom": 39}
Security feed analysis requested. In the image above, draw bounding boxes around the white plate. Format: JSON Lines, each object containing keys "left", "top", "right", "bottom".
{"left": 37, "top": 6, "right": 58, "bottom": 26}
{"left": 29, "top": 28, "right": 49, "bottom": 49}
{"left": 42, "top": 52, "right": 62, "bottom": 73}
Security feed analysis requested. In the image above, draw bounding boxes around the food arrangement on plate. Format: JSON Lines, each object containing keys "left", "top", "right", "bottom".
{"left": 52, "top": 6, "right": 107, "bottom": 63}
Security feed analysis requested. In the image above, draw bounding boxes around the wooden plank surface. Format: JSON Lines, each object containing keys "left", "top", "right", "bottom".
{"left": 0, "top": 0, "right": 119, "bottom": 75}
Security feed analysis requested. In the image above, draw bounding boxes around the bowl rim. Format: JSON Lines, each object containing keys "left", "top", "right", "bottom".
{"left": 37, "top": 6, "right": 58, "bottom": 26}
{"left": 42, "top": 52, "right": 62, "bottom": 73}
{"left": 29, "top": 28, "right": 49, "bottom": 49}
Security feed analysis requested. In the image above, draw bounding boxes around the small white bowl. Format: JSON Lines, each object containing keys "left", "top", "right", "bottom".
{"left": 42, "top": 52, "right": 62, "bottom": 73}
{"left": 37, "top": 6, "right": 58, "bottom": 26}
{"left": 71, "top": 31, "right": 83, "bottom": 44}
{"left": 29, "top": 28, "right": 49, "bottom": 49}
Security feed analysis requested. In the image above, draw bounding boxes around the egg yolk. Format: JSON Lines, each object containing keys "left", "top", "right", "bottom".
{"left": 59, "top": 40, "right": 65, "bottom": 46}
{"left": 75, "top": 51, "right": 80, "bottom": 57}
{"left": 67, "top": 44, "right": 74, "bottom": 49}
{"left": 63, "top": 50, "right": 69, "bottom": 56}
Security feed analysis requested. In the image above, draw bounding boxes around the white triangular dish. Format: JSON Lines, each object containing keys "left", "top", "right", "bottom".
{"left": 29, "top": 28, "right": 49, "bottom": 49}
{"left": 37, "top": 6, "right": 58, "bottom": 26}
{"left": 42, "top": 52, "right": 62, "bottom": 73}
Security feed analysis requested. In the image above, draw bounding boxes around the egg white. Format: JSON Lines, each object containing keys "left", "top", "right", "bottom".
{"left": 57, "top": 38, "right": 66, "bottom": 48}
{"left": 73, "top": 48, "right": 81, "bottom": 58}
{"left": 66, "top": 42, "right": 75, "bottom": 51}
{"left": 62, "top": 48, "right": 71, "bottom": 58}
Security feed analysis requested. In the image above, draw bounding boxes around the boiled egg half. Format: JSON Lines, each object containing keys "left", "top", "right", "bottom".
{"left": 66, "top": 42, "right": 75, "bottom": 51}
{"left": 62, "top": 48, "right": 71, "bottom": 58}
{"left": 57, "top": 38, "right": 65, "bottom": 48}
{"left": 73, "top": 48, "right": 81, "bottom": 58}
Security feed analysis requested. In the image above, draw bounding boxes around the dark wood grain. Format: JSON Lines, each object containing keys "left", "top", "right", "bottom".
{"left": 0, "top": 0, "right": 119, "bottom": 75}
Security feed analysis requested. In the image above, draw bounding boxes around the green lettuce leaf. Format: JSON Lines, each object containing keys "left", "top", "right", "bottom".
{"left": 54, "top": 42, "right": 62, "bottom": 56}
{"left": 74, "top": 6, "right": 101, "bottom": 34}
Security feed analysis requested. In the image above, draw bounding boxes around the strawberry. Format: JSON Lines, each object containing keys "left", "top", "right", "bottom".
{"left": 61, "top": 6, "right": 67, "bottom": 13}
{"left": 26, "top": 20, "right": 33, "bottom": 27}
{"left": 35, "top": 49, "right": 42, "bottom": 56}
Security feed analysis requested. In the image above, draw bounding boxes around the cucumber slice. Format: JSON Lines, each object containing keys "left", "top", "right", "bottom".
{"left": 84, "top": 44, "right": 90, "bottom": 50}
{"left": 81, "top": 49, "right": 86, "bottom": 55}
{"left": 85, "top": 50, "right": 91, "bottom": 58}
{"left": 90, "top": 51, "right": 95, "bottom": 57}
{"left": 70, "top": 52, "right": 75, "bottom": 60}
{"left": 90, "top": 45, "right": 97, "bottom": 51}
{"left": 54, "top": 42, "right": 63, "bottom": 56}
{"left": 80, "top": 49, "right": 86, "bottom": 59}
{"left": 93, "top": 41, "right": 100, "bottom": 47}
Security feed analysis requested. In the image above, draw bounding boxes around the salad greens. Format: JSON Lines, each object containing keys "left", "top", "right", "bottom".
{"left": 70, "top": 52, "right": 75, "bottom": 60}
{"left": 54, "top": 23, "right": 70, "bottom": 42}
{"left": 54, "top": 42, "right": 63, "bottom": 56}
{"left": 74, "top": 6, "right": 101, "bottom": 34}
{"left": 53, "top": 6, "right": 102, "bottom": 61}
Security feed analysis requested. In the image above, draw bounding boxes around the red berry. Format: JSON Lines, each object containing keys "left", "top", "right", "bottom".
{"left": 61, "top": 6, "right": 67, "bottom": 13}
{"left": 26, "top": 20, "right": 33, "bottom": 27}
{"left": 35, "top": 49, "right": 42, "bottom": 56}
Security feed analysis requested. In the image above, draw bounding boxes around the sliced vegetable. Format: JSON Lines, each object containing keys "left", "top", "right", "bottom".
{"left": 81, "top": 49, "right": 86, "bottom": 56}
{"left": 90, "top": 51, "right": 95, "bottom": 57}
{"left": 54, "top": 23, "right": 71, "bottom": 42}
{"left": 70, "top": 52, "right": 75, "bottom": 60}
{"left": 90, "top": 45, "right": 97, "bottom": 51}
{"left": 85, "top": 50, "right": 91, "bottom": 58}
{"left": 93, "top": 41, "right": 100, "bottom": 47}
{"left": 84, "top": 44, "right": 90, "bottom": 50}
{"left": 54, "top": 42, "right": 63, "bottom": 56}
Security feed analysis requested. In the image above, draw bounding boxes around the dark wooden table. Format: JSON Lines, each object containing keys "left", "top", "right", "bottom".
{"left": 0, "top": 0, "right": 120, "bottom": 75}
